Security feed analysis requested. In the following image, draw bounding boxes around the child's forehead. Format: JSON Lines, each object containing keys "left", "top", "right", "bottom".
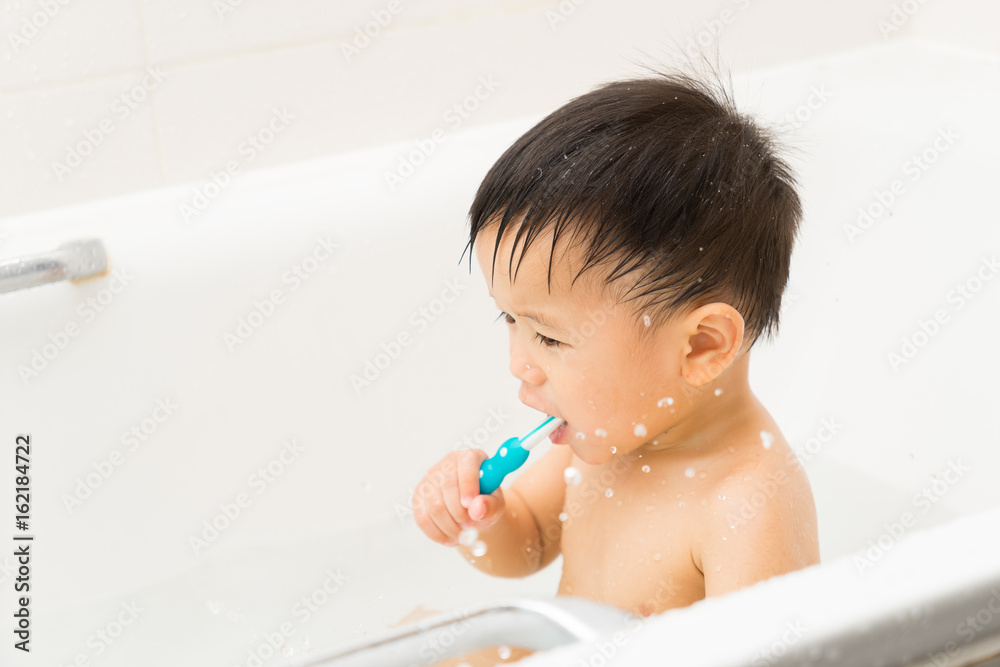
{"left": 475, "top": 223, "right": 606, "bottom": 301}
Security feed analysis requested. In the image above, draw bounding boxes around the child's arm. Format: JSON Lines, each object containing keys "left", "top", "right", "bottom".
{"left": 412, "top": 443, "right": 572, "bottom": 578}
{"left": 693, "top": 468, "right": 820, "bottom": 597}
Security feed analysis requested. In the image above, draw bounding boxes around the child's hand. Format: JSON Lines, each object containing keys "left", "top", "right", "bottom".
{"left": 412, "top": 450, "right": 506, "bottom": 546}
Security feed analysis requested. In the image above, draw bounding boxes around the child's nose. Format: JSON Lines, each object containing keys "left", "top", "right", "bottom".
{"left": 508, "top": 339, "right": 546, "bottom": 385}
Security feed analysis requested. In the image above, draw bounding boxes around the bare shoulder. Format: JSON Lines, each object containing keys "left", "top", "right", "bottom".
{"left": 692, "top": 425, "right": 820, "bottom": 597}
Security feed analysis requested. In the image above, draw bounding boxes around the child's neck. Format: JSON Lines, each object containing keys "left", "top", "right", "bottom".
{"left": 634, "top": 353, "right": 758, "bottom": 459}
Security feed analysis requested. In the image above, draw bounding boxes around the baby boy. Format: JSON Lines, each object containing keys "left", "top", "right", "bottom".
{"left": 412, "top": 69, "right": 820, "bottom": 626}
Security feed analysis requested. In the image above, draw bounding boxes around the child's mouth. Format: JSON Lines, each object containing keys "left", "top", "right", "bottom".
{"left": 550, "top": 421, "right": 569, "bottom": 444}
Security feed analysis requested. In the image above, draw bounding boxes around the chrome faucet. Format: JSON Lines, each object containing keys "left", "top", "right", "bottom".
{"left": 0, "top": 238, "right": 108, "bottom": 295}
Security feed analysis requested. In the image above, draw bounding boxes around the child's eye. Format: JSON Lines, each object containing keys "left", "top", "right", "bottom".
{"left": 533, "top": 332, "right": 562, "bottom": 348}
{"left": 495, "top": 311, "right": 563, "bottom": 348}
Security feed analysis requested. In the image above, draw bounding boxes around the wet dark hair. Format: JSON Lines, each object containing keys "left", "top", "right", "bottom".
{"left": 459, "top": 66, "right": 803, "bottom": 349}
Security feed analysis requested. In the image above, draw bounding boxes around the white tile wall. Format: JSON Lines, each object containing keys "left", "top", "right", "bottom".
{"left": 0, "top": 0, "right": 996, "bottom": 219}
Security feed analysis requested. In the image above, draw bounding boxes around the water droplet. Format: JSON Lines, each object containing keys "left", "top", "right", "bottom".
{"left": 498, "top": 645, "right": 512, "bottom": 659}
{"left": 760, "top": 430, "right": 775, "bottom": 449}
{"left": 595, "top": 428, "right": 607, "bottom": 437}
{"left": 643, "top": 314, "right": 651, "bottom": 327}
{"left": 471, "top": 540, "right": 488, "bottom": 557}
{"left": 605, "top": 488, "right": 614, "bottom": 498}
{"left": 653, "top": 552, "right": 662, "bottom": 561}
{"left": 684, "top": 467, "right": 695, "bottom": 478}
{"left": 458, "top": 527, "right": 479, "bottom": 547}
{"left": 634, "top": 423, "right": 647, "bottom": 437}
{"left": 718, "top": 494, "right": 726, "bottom": 500}
{"left": 564, "top": 466, "right": 582, "bottom": 485}
{"left": 575, "top": 432, "right": 586, "bottom": 439}
{"left": 715, "top": 565, "right": 722, "bottom": 572}
{"left": 658, "top": 397, "right": 674, "bottom": 407}
{"left": 714, "top": 388, "right": 723, "bottom": 396}
{"left": 642, "top": 465, "right": 651, "bottom": 473}
{"left": 558, "top": 512, "right": 568, "bottom": 522}
{"left": 610, "top": 446, "right": 617, "bottom": 453}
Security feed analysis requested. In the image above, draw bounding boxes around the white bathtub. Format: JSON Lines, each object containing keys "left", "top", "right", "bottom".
{"left": 1, "top": 38, "right": 998, "bottom": 666}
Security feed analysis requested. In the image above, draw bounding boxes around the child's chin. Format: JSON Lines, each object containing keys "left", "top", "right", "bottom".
{"left": 570, "top": 446, "right": 615, "bottom": 466}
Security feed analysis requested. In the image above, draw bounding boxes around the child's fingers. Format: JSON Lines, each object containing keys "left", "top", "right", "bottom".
{"left": 416, "top": 486, "right": 464, "bottom": 544}
{"left": 433, "top": 464, "right": 469, "bottom": 528}
{"left": 469, "top": 490, "right": 504, "bottom": 524}
{"left": 457, "top": 449, "right": 487, "bottom": 511}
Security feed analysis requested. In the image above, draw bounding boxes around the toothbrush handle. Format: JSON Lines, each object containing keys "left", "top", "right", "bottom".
{"left": 479, "top": 437, "right": 529, "bottom": 495}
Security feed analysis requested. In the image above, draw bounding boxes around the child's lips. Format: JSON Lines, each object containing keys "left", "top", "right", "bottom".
{"left": 550, "top": 421, "right": 569, "bottom": 444}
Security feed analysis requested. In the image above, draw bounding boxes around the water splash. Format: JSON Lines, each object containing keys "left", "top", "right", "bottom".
{"left": 458, "top": 527, "right": 479, "bottom": 547}
{"left": 760, "top": 430, "right": 775, "bottom": 449}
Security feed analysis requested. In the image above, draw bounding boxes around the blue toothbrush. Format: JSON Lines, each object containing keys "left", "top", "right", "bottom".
{"left": 479, "top": 416, "right": 566, "bottom": 495}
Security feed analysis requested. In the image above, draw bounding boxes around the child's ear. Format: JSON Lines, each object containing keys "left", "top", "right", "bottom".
{"left": 679, "top": 303, "right": 745, "bottom": 387}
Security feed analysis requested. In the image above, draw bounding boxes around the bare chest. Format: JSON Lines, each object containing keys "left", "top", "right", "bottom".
{"left": 556, "top": 458, "right": 706, "bottom": 615}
